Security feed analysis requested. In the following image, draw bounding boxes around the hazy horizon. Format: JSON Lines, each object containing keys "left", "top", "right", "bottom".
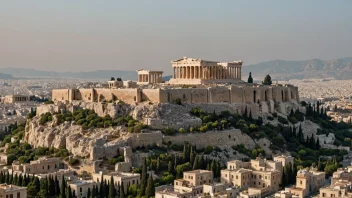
{"left": 1, "top": 1, "right": 352, "bottom": 73}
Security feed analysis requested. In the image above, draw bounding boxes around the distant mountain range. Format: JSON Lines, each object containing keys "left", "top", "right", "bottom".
{"left": 0, "top": 68, "right": 137, "bottom": 80}
{"left": 243, "top": 57, "right": 352, "bottom": 80}
{"left": 0, "top": 72, "right": 14, "bottom": 79}
{"left": 1, "top": 57, "right": 352, "bottom": 80}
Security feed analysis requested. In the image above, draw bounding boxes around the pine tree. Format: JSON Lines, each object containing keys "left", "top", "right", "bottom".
{"left": 262, "top": 74, "right": 272, "bottom": 85}
{"left": 99, "top": 175, "right": 104, "bottom": 198}
{"left": 109, "top": 176, "right": 116, "bottom": 198}
{"left": 145, "top": 174, "right": 154, "bottom": 198}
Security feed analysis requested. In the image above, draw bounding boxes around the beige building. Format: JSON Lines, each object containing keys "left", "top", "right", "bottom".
{"left": 331, "top": 168, "right": 352, "bottom": 184}
{"left": 92, "top": 171, "right": 140, "bottom": 192}
{"left": 285, "top": 168, "right": 325, "bottom": 198}
{"left": 174, "top": 170, "right": 213, "bottom": 196}
{"left": 319, "top": 180, "right": 352, "bottom": 198}
{"left": 221, "top": 158, "right": 282, "bottom": 197}
{"left": 35, "top": 169, "right": 75, "bottom": 184}
{"left": 169, "top": 57, "right": 243, "bottom": 85}
{"left": 137, "top": 69, "right": 163, "bottom": 84}
{"left": 156, "top": 169, "right": 238, "bottom": 198}
{"left": 0, "top": 184, "right": 27, "bottom": 198}
{"left": 1, "top": 95, "right": 30, "bottom": 104}
{"left": 12, "top": 157, "right": 65, "bottom": 174}
{"left": 68, "top": 180, "right": 97, "bottom": 198}
{"left": 273, "top": 155, "right": 294, "bottom": 167}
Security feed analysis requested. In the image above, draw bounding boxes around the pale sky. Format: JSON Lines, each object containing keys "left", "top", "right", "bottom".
{"left": 1, "top": 1, "right": 352, "bottom": 73}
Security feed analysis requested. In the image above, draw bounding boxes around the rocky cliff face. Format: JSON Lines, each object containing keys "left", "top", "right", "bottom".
{"left": 24, "top": 117, "right": 129, "bottom": 158}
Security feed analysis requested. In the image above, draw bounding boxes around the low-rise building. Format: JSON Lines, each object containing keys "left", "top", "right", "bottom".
{"left": 68, "top": 180, "right": 97, "bottom": 198}
{"left": 221, "top": 158, "right": 282, "bottom": 196}
{"left": 285, "top": 168, "right": 325, "bottom": 198}
{"left": 12, "top": 157, "right": 66, "bottom": 174}
{"left": 319, "top": 180, "right": 352, "bottom": 198}
{"left": 92, "top": 171, "right": 140, "bottom": 192}
{"left": 174, "top": 170, "right": 213, "bottom": 196}
{"left": 273, "top": 155, "right": 294, "bottom": 167}
{"left": 0, "top": 184, "right": 27, "bottom": 198}
{"left": 1, "top": 95, "right": 30, "bottom": 104}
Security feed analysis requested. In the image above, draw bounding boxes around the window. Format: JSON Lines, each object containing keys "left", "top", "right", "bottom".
{"left": 80, "top": 187, "right": 82, "bottom": 192}
{"left": 300, "top": 181, "right": 302, "bottom": 185}
{"left": 48, "top": 165, "right": 50, "bottom": 170}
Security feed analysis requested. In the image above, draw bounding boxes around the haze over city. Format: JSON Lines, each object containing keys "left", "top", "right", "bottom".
{"left": 1, "top": 0, "right": 352, "bottom": 73}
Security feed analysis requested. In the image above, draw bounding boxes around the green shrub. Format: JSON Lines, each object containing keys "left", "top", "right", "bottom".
{"left": 178, "top": 128, "right": 186, "bottom": 133}
{"left": 69, "top": 158, "right": 80, "bottom": 166}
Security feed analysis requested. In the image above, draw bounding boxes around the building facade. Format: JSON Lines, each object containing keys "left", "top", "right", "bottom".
{"left": 0, "top": 184, "right": 27, "bottom": 198}
{"left": 92, "top": 172, "right": 140, "bottom": 192}
{"left": 12, "top": 157, "right": 65, "bottom": 174}
{"left": 137, "top": 69, "right": 163, "bottom": 84}
{"left": 169, "top": 57, "right": 243, "bottom": 85}
{"left": 221, "top": 158, "right": 282, "bottom": 197}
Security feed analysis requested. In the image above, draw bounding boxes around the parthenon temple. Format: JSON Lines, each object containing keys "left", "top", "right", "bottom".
{"left": 168, "top": 57, "right": 243, "bottom": 85}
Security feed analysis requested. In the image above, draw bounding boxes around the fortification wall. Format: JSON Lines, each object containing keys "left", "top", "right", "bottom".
{"left": 52, "top": 89, "right": 71, "bottom": 101}
{"left": 163, "top": 129, "right": 256, "bottom": 149}
{"left": 111, "top": 89, "right": 139, "bottom": 104}
{"left": 52, "top": 85, "right": 299, "bottom": 105}
{"left": 141, "top": 89, "right": 160, "bottom": 103}
{"left": 208, "top": 87, "right": 230, "bottom": 103}
{"left": 230, "top": 86, "right": 244, "bottom": 103}
{"left": 74, "top": 89, "right": 94, "bottom": 102}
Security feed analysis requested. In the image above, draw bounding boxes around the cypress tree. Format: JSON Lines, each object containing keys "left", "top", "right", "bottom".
{"left": 13, "top": 174, "right": 18, "bottom": 185}
{"left": 5, "top": 172, "right": 9, "bottom": 184}
{"left": 192, "top": 156, "right": 199, "bottom": 170}
{"left": 316, "top": 138, "right": 320, "bottom": 149}
{"left": 247, "top": 72, "right": 253, "bottom": 83}
{"left": 145, "top": 174, "right": 154, "bottom": 198}
{"left": 99, "top": 175, "right": 104, "bottom": 198}
{"left": 183, "top": 144, "right": 190, "bottom": 163}
{"left": 104, "top": 179, "right": 109, "bottom": 198}
{"left": 55, "top": 175, "right": 60, "bottom": 196}
{"left": 244, "top": 106, "right": 248, "bottom": 118}
{"left": 168, "top": 161, "right": 173, "bottom": 173}
{"left": 21, "top": 174, "right": 26, "bottom": 186}
{"left": 17, "top": 174, "right": 23, "bottom": 186}
{"left": 140, "top": 158, "right": 147, "bottom": 196}
{"left": 66, "top": 185, "right": 73, "bottom": 198}
{"left": 48, "top": 176, "right": 55, "bottom": 196}
{"left": 91, "top": 185, "right": 96, "bottom": 198}
{"left": 39, "top": 178, "right": 49, "bottom": 198}
{"left": 190, "top": 146, "right": 195, "bottom": 166}
{"left": 156, "top": 157, "right": 160, "bottom": 174}
{"left": 60, "top": 176, "right": 66, "bottom": 198}
{"left": 120, "top": 182, "right": 125, "bottom": 198}
{"left": 109, "top": 177, "right": 116, "bottom": 198}
{"left": 87, "top": 187, "right": 91, "bottom": 198}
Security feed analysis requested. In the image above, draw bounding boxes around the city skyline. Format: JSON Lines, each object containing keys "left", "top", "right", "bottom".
{"left": 1, "top": 0, "right": 352, "bottom": 73}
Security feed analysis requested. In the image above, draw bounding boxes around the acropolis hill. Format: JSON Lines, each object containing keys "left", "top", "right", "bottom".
{"left": 28, "top": 57, "right": 311, "bottom": 166}
{"left": 52, "top": 57, "right": 299, "bottom": 106}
